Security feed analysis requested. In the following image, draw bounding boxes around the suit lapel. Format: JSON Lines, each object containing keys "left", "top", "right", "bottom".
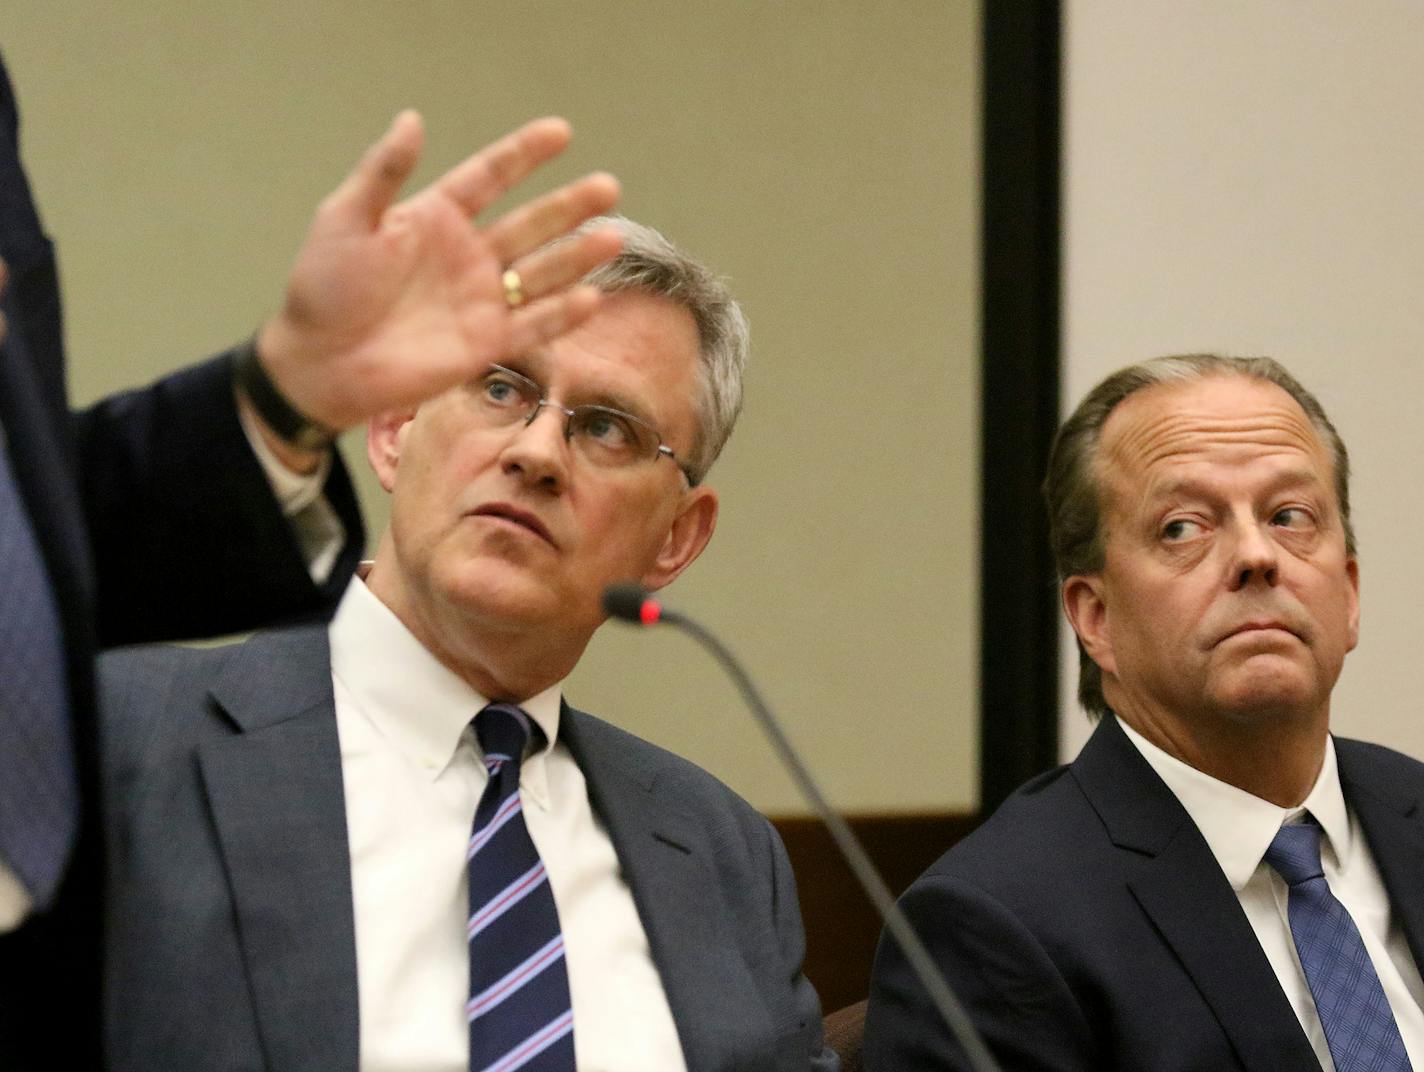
{"left": 1075, "top": 717, "right": 1319, "bottom": 1069}
{"left": 1337, "top": 740, "right": 1424, "bottom": 969}
{"left": 560, "top": 706, "right": 770, "bottom": 1072}
{"left": 198, "top": 628, "right": 359, "bottom": 1072}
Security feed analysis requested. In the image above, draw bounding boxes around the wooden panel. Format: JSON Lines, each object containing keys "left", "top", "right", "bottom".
{"left": 772, "top": 812, "right": 981, "bottom": 1013}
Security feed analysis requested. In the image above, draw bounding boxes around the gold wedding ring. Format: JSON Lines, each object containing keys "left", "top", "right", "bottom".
{"left": 502, "top": 268, "right": 525, "bottom": 309}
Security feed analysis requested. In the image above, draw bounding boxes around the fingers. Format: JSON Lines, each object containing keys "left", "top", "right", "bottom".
{"left": 505, "top": 286, "right": 605, "bottom": 355}
{"left": 502, "top": 224, "right": 624, "bottom": 305}
{"left": 485, "top": 172, "right": 621, "bottom": 267}
{"left": 435, "top": 116, "right": 573, "bottom": 218}
{"left": 327, "top": 110, "right": 426, "bottom": 228}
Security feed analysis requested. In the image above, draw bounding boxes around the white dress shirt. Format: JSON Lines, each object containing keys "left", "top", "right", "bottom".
{"left": 0, "top": 417, "right": 342, "bottom": 932}
{"left": 1120, "top": 720, "right": 1424, "bottom": 1070}
{"left": 237, "top": 401, "right": 344, "bottom": 585}
{"left": 330, "top": 578, "right": 686, "bottom": 1072}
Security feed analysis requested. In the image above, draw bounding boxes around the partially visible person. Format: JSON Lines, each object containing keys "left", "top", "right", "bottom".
{"left": 867, "top": 355, "right": 1424, "bottom": 1071}
{"left": 99, "top": 217, "right": 835, "bottom": 1072}
{"left": 0, "top": 48, "right": 620, "bottom": 1070}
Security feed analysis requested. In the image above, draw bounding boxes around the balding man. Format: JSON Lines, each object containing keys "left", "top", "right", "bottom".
{"left": 867, "top": 355, "right": 1424, "bottom": 1071}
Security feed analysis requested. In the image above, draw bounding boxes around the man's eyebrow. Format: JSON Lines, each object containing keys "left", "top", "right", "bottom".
{"left": 498, "top": 351, "right": 548, "bottom": 382}
{"left": 1147, "top": 467, "right": 1328, "bottom": 503}
{"left": 500, "top": 354, "right": 661, "bottom": 425}
{"left": 1144, "top": 477, "right": 1213, "bottom": 503}
{"left": 577, "top": 386, "right": 657, "bottom": 423}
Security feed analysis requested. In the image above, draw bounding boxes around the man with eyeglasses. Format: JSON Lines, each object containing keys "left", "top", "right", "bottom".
{"left": 96, "top": 217, "right": 836, "bottom": 1072}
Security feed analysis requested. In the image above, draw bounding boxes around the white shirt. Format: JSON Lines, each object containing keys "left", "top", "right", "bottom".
{"left": 1120, "top": 720, "right": 1424, "bottom": 1070}
{"left": 0, "top": 416, "right": 342, "bottom": 931}
{"left": 237, "top": 401, "right": 345, "bottom": 586}
{"left": 330, "top": 578, "right": 686, "bottom": 1072}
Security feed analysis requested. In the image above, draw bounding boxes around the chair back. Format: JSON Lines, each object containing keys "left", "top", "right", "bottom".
{"left": 823, "top": 999, "right": 867, "bottom": 1072}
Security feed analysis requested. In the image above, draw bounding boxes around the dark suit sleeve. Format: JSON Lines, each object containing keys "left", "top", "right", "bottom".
{"left": 2, "top": 51, "right": 360, "bottom": 646}
{"left": 73, "top": 350, "right": 363, "bottom": 646}
{"left": 762, "top": 817, "right": 839, "bottom": 1071}
{"left": 863, "top": 872, "right": 1096, "bottom": 1072}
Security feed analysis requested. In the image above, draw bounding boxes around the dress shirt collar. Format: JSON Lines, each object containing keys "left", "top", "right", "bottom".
{"left": 328, "top": 577, "right": 563, "bottom": 805}
{"left": 1117, "top": 717, "right": 1350, "bottom": 890}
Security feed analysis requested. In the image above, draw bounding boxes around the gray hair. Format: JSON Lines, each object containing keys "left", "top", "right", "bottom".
{"left": 578, "top": 216, "right": 748, "bottom": 485}
{"left": 1044, "top": 354, "right": 1354, "bottom": 718}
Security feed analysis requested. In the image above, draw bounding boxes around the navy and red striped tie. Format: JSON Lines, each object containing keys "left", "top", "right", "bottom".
{"left": 467, "top": 703, "right": 575, "bottom": 1072}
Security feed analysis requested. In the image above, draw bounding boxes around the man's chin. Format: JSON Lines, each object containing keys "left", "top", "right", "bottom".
{"left": 1207, "top": 662, "right": 1319, "bottom": 723}
{"left": 436, "top": 565, "right": 558, "bottom": 626}
{"left": 440, "top": 571, "right": 612, "bottom": 637}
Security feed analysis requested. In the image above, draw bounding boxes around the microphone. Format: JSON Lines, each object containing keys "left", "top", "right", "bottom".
{"left": 602, "top": 584, "right": 1000, "bottom": 1072}
{"left": 601, "top": 584, "right": 664, "bottom": 625}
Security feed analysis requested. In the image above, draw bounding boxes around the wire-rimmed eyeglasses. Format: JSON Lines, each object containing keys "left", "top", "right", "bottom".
{"left": 472, "top": 364, "right": 697, "bottom": 485}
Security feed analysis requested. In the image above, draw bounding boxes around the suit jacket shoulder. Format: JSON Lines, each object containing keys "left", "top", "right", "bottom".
{"left": 1337, "top": 734, "right": 1424, "bottom": 791}
{"left": 562, "top": 707, "right": 773, "bottom": 845}
{"left": 560, "top": 705, "right": 836, "bottom": 1072}
{"left": 100, "top": 625, "right": 332, "bottom": 759}
{"left": 865, "top": 715, "right": 1319, "bottom": 1072}
{"left": 99, "top": 638, "right": 834, "bottom": 1072}
{"left": 100, "top": 627, "right": 359, "bottom": 1072}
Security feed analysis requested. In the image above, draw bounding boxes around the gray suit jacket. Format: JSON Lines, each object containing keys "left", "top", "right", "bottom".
{"left": 100, "top": 626, "right": 835, "bottom": 1072}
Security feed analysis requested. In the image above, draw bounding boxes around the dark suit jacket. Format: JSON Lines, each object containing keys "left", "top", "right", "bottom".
{"left": 0, "top": 51, "right": 362, "bottom": 1069}
{"left": 98, "top": 626, "right": 837, "bottom": 1072}
{"left": 864, "top": 715, "right": 1424, "bottom": 1071}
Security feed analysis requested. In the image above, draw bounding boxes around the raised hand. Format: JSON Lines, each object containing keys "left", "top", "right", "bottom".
{"left": 256, "top": 112, "right": 621, "bottom": 434}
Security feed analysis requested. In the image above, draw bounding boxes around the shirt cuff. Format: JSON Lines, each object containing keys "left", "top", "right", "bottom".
{"left": 238, "top": 401, "right": 344, "bottom": 585}
{"left": 0, "top": 857, "right": 32, "bottom": 933}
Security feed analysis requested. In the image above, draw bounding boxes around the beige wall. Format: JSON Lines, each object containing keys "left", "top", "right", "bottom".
{"left": 1061, "top": 1, "right": 1424, "bottom": 760}
{"left": 6, "top": 1, "right": 981, "bottom": 814}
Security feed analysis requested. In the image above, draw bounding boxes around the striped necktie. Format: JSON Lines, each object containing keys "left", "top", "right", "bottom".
{"left": 1265, "top": 817, "right": 1412, "bottom": 1072}
{"left": 0, "top": 427, "right": 76, "bottom": 910}
{"left": 466, "top": 703, "right": 575, "bottom": 1072}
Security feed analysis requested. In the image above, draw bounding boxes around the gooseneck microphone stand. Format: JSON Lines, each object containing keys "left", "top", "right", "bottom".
{"left": 603, "top": 585, "right": 1000, "bottom": 1072}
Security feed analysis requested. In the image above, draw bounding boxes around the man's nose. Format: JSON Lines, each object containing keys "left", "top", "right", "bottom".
{"left": 499, "top": 403, "right": 571, "bottom": 488}
{"left": 1228, "top": 518, "right": 1280, "bottom": 590}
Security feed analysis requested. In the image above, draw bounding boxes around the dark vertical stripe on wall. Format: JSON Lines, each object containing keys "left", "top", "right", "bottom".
{"left": 980, "top": 1, "right": 1062, "bottom": 812}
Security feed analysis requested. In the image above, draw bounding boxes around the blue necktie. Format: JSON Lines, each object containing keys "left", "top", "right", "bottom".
{"left": 0, "top": 428, "right": 76, "bottom": 909}
{"left": 1265, "top": 818, "right": 1413, "bottom": 1072}
{"left": 466, "top": 704, "right": 575, "bottom": 1072}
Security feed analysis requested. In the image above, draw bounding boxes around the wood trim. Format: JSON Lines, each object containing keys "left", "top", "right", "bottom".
{"left": 772, "top": 812, "right": 980, "bottom": 1012}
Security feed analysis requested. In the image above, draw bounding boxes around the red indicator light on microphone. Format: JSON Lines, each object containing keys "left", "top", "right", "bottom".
{"left": 639, "top": 600, "right": 662, "bottom": 626}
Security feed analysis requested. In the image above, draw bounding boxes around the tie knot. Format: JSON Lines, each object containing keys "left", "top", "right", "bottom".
{"left": 475, "top": 703, "right": 536, "bottom": 769}
{"left": 1264, "top": 818, "right": 1326, "bottom": 887}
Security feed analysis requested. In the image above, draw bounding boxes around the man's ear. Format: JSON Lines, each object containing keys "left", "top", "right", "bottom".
{"left": 1062, "top": 574, "right": 1117, "bottom": 677}
{"left": 367, "top": 408, "right": 418, "bottom": 493}
{"left": 1345, "top": 555, "right": 1361, "bottom": 652}
{"left": 641, "top": 486, "right": 719, "bottom": 592}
